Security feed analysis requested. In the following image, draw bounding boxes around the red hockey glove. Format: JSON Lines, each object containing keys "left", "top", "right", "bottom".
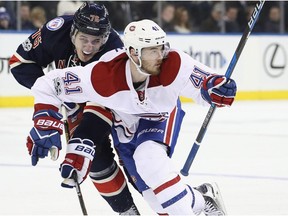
{"left": 201, "top": 74, "right": 237, "bottom": 107}
{"left": 60, "top": 138, "right": 95, "bottom": 188}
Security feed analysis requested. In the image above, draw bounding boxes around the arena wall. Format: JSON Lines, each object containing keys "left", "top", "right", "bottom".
{"left": 0, "top": 32, "right": 287, "bottom": 107}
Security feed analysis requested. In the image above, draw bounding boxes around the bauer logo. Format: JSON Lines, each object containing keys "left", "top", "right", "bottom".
{"left": 46, "top": 17, "right": 64, "bottom": 31}
{"left": 137, "top": 128, "right": 164, "bottom": 138}
{"left": 36, "top": 119, "right": 63, "bottom": 130}
{"left": 75, "top": 145, "right": 95, "bottom": 158}
{"left": 248, "top": 0, "right": 265, "bottom": 29}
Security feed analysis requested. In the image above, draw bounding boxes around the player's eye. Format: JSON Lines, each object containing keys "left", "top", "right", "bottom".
{"left": 91, "top": 39, "right": 101, "bottom": 45}
{"left": 79, "top": 38, "right": 89, "bottom": 43}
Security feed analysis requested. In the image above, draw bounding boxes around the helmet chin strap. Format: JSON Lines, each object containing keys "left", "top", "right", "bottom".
{"left": 129, "top": 54, "right": 150, "bottom": 77}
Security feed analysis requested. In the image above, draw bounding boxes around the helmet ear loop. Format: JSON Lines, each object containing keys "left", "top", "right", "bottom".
{"left": 163, "top": 42, "right": 170, "bottom": 59}
{"left": 129, "top": 48, "right": 142, "bottom": 68}
{"left": 136, "top": 49, "right": 142, "bottom": 68}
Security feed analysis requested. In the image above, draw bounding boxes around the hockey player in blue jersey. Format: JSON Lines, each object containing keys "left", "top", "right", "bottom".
{"left": 9, "top": 2, "right": 139, "bottom": 215}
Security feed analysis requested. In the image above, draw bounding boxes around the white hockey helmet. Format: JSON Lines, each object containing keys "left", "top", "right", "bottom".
{"left": 123, "top": 19, "right": 167, "bottom": 59}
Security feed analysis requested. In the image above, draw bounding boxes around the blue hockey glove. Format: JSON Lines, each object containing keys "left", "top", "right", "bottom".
{"left": 201, "top": 74, "right": 237, "bottom": 107}
{"left": 60, "top": 138, "right": 95, "bottom": 188}
{"left": 27, "top": 109, "right": 63, "bottom": 166}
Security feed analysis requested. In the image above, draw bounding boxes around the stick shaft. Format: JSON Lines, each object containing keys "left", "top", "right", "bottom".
{"left": 180, "top": 0, "right": 265, "bottom": 176}
{"left": 62, "top": 106, "right": 88, "bottom": 215}
{"left": 72, "top": 171, "right": 88, "bottom": 216}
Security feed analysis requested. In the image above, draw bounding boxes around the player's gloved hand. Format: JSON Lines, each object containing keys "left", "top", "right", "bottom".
{"left": 60, "top": 138, "right": 95, "bottom": 188}
{"left": 27, "top": 109, "right": 63, "bottom": 166}
{"left": 201, "top": 74, "right": 237, "bottom": 107}
{"left": 63, "top": 102, "right": 84, "bottom": 136}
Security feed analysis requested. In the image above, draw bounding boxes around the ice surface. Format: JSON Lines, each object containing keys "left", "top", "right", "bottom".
{"left": 1, "top": 100, "right": 288, "bottom": 215}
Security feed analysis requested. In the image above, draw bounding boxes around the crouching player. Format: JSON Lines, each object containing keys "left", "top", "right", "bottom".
{"left": 26, "top": 19, "right": 237, "bottom": 215}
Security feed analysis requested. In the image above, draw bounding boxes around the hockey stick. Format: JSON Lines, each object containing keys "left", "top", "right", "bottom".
{"left": 180, "top": 0, "right": 265, "bottom": 176}
{"left": 62, "top": 106, "right": 88, "bottom": 216}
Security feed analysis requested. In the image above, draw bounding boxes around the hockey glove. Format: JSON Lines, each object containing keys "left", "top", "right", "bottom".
{"left": 27, "top": 109, "right": 63, "bottom": 166}
{"left": 201, "top": 74, "right": 237, "bottom": 107}
{"left": 60, "top": 138, "right": 95, "bottom": 188}
{"left": 63, "top": 102, "right": 84, "bottom": 137}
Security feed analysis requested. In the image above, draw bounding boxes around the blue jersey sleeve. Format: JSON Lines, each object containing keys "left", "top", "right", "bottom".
{"left": 9, "top": 16, "right": 73, "bottom": 89}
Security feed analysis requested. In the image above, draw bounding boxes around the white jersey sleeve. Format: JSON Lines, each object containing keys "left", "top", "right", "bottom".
{"left": 31, "top": 61, "right": 98, "bottom": 110}
{"left": 168, "top": 49, "right": 216, "bottom": 106}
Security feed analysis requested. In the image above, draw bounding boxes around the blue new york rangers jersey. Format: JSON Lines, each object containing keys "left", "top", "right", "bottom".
{"left": 9, "top": 15, "right": 123, "bottom": 89}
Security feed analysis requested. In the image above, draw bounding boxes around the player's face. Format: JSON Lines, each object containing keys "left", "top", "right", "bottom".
{"left": 74, "top": 32, "right": 106, "bottom": 62}
{"left": 140, "top": 45, "right": 165, "bottom": 76}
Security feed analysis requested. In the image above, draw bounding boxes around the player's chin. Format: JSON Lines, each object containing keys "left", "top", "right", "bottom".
{"left": 155, "top": 65, "right": 161, "bottom": 72}
{"left": 79, "top": 53, "right": 94, "bottom": 62}
{"left": 150, "top": 68, "right": 161, "bottom": 76}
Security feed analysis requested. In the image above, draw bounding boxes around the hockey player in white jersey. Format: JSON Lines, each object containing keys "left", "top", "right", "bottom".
{"left": 29, "top": 19, "right": 236, "bottom": 215}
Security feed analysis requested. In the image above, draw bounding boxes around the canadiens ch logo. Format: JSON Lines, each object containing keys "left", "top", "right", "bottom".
{"left": 46, "top": 17, "right": 64, "bottom": 31}
{"left": 129, "top": 26, "right": 136, "bottom": 31}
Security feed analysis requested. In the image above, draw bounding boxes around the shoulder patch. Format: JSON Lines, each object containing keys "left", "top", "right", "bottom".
{"left": 46, "top": 17, "right": 64, "bottom": 31}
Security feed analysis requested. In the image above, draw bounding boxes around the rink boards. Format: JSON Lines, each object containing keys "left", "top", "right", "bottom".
{"left": 0, "top": 32, "right": 287, "bottom": 107}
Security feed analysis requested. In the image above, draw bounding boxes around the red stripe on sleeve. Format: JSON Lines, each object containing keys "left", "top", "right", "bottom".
{"left": 34, "top": 104, "right": 59, "bottom": 113}
{"left": 154, "top": 175, "right": 181, "bottom": 195}
{"left": 8, "top": 54, "right": 20, "bottom": 66}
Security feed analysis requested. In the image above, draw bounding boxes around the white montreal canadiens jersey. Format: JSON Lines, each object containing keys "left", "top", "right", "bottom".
{"left": 32, "top": 48, "right": 215, "bottom": 133}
